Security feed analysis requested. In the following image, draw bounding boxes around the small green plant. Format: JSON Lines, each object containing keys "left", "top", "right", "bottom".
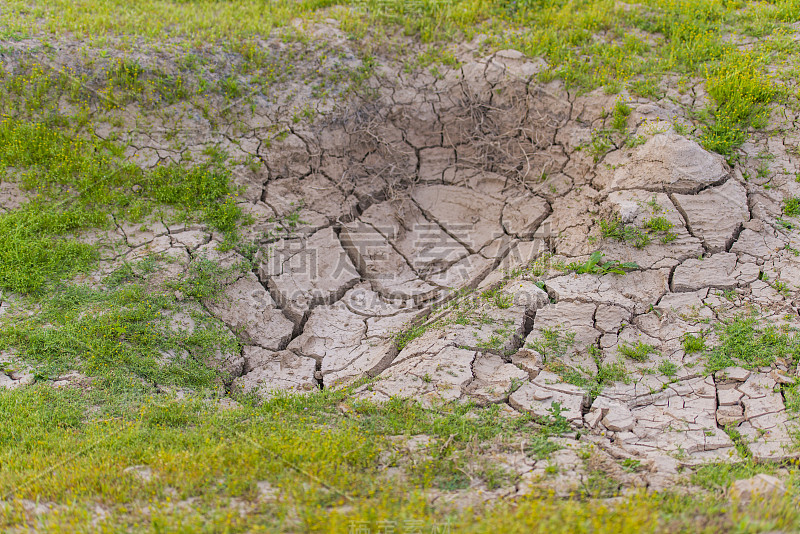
{"left": 494, "top": 292, "right": 513, "bottom": 309}
{"left": 673, "top": 122, "right": 691, "bottom": 136}
{"left": 618, "top": 341, "right": 656, "bottom": 362}
{"left": 551, "top": 346, "right": 628, "bottom": 399}
{"left": 539, "top": 402, "right": 572, "bottom": 436}
{"left": 587, "top": 130, "right": 613, "bottom": 162}
{"left": 599, "top": 218, "right": 651, "bottom": 248}
{"left": 621, "top": 458, "right": 642, "bottom": 473}
{"left": 642, "top": 217, "right": 677, "bottom": 243}
{"left": 393, "top": 320, "right": 429, "bottom": 351}
{"left": 628, "top": 78, "right": 663, "bottom": 100}
{"left": 682, "top": 333, "right": 706, "bottom": 354}
{"left": 591, "top": 359, "right": 629, "bottom": 398}
{"left": 269, "top": 202, "right": 308, "bottom": 234}
{"left": 625, "top": 135, "right": 646, "bottom": 148}
{"left": 564, "top": 251, "right": 639, "bottom": 275}
{"left": 601, "top": 213, "right": 678, "bottom": 249}
{"left": 218, "top": 75, "right": 242, "bottom": 98}
{"left": 171, "top": 257, "right": 248, "bottom": 301}
{"left": 392, "top": 288, "right": 481, "bottom": 350}
{"left": 783, "top": 196, "right": 800, "bottom": 217}
{"left": 724, "top": 425, "right": 752, "bottom": 459}
{"left": 527, "top": 328, "right": 575, "bottom": 364}
{"left": 581, "top": 470, "right": 621, "bottom": 498}
{"left": 783, "top": 381, "right": 800, "bottom": 413}
{"left": 772, "top": 280, "right": 790, "bottom": 297}
{"left": 645, "top": 195, "right": 662, "bottom": 213}
{"left": 610, "top": 100, "right": 632, "bottom": 131}
{"left": 476, "top": 334, "right": 504, "bottom": 352}
{"left": 657, "top": 360, "right": 679, "bottom": 377}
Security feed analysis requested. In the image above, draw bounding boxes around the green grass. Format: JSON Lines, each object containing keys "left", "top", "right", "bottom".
{"left": 0, "top": 118, "right": 246, "bottom": 293}
{"left": 705, "top": 314, "right": 800, "bottom": 374}
{"left": 527, "top": 328, "right": 576, "bottom": 365}
{"left": 4, "top": 379, "right": 800, "bottom": 531}
{"left": 0, "top": 264, "right": 241, "bottom": 388}
{"left": 105, "top": 56, "right": 191, "bottom": 106}
{"left": 700, "top": 52, "right": 775, "bottom": 155}
{"left": 642, "top": 217, "right": 677, "bottom": 244}
{"left": 563, "top": 251, "right": 639, "bottom": 275}
{"left": 392, "top": 287, "right": 516, "bottom": 351}
{"left": 580, "top": 356, "right": 629, "bottom": 399}
{"left": 610, "top": 100, "right": 632, "bottom": 132}
{"left": 0, "top": 45, "right": 315, "bottom": 117}
{"left": 629, "top": 77, "right": 664, "bottom": 100}
{"left": 347, "top": 0, "right": 784, "bottom": 157}
{"left": 393, "top": 320, "right": 430, "bottom": 351}
{"left": 1, "top": 0, "right": 790, "bottom": 163}
{"left": 0, "top": 0, "right": 340, "bottom": 42}
{"left": 2, "top": 0, "right": 788, "bottom": 103}
{"left": 784, "top": 196, "right": 800, "bottom": 217}
{"left": 0, "top": 255, "right": 571, "bottom": 530}
{"left": 600, "top": 218, "right": 652, "bottom": 248}
{"left": 0, "top": 382, "right": 567, "bottom": 531}
{"left": 494, "top": 292, "right": 514, "bottom": 309}
{"left": 723, "top": 424, "right": 753, "bottom": 459}
{"left": 0, "top": 119, "right": 239, "bottom": 223}
{"left": 170, "top": 257, "right": 250, "bottom": 301}
{"left": 528, "top": 333, "right": 628, "bottom": 398}
{"left": 657, "top": 361, "right": 679, "bottom": 377}
{"left": 618, "top": 341, "right": 657, "bottom": 362}
{"left": 0, "top": 204, "right": 103, "bottom": 293}
{"left": 587, "top": 130, "right": 614, "bottom": 163}
{"left": 600, "top": 215, "right": 678, "bottom": 249}
{"left": 682, "top": 333, "right": 706, "bottom": 354}
{"left": 691, "top": 461, "right": 775, "bottom": 493}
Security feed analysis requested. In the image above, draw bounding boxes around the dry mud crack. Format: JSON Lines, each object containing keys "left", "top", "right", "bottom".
{"left": 209, "top": 52, "right": 796, "bottom": 483}
{"left": 3, "top": 32, "right": 800, "bottom": 501}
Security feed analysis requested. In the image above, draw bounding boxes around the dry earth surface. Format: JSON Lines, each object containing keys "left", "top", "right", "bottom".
{"left": 3, "top": 1, "right": 800, "bottom": 532}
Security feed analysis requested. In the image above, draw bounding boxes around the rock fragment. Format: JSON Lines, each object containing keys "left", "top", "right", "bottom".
{"left": 729, "top": 474, "right": 786, "bottom": 502}
{"left": 671, "top": 253, "right": 759, "bottom": 292}
{"left": 232, "top": 347, "right": 318, "bottom": 396}
{"left": 205, "top": 273, "right": 295, "bottom": 351}
{"left": 672, "top": 180, "right": 749, "bottom": 253}
{"left": 596, "top": 133, "right": 729, "bottom": 193}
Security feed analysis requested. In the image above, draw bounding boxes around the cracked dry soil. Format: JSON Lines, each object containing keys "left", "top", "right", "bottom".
{"left": 3, "top": 26, "right": 800, "bottom": 501}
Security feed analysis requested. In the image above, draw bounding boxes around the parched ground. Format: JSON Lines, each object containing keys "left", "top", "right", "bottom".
{"left": 2, "top": 1, "right": 800, "bottom": 532}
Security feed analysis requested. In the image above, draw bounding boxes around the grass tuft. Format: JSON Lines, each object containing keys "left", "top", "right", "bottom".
{"left": 618, "top": 341, "right": 656, "bottom": 362}
{"left": 700, "top": 52, "right": 774, "bottom": 155}
{"left": 705, "top": 314, "right": 800, "bottom": 374}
